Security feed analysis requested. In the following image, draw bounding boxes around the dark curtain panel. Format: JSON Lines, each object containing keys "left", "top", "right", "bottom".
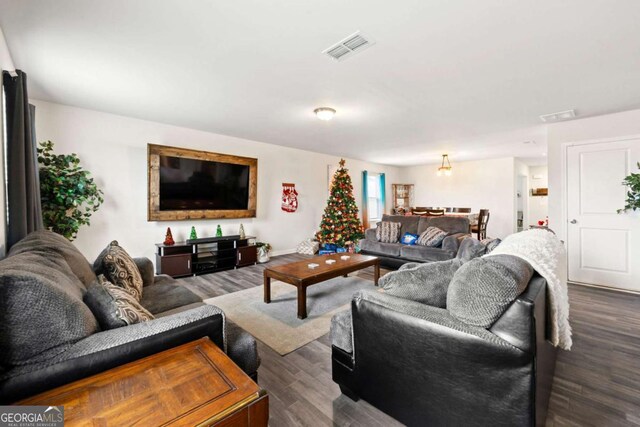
{"left": 2, "top": 70, "right": 43, "bottom": 248}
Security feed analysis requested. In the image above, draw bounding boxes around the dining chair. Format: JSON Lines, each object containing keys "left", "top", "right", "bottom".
{"left": 426, "top": 209, "right": 445, "bottom": 216}
{"left": 452, "top": 207, "right": 472, "bottom": 213}
{"left": 471, "top": 209, "right": 490, "bottom": 239}
{"left": 411, "top": 207, "right": 428, "bottom": 216}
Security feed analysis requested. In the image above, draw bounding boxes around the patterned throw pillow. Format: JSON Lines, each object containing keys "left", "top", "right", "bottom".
{"left": 400, "top": 232, "right": 419, "bottom": 245}
{"left": 417, "top": 226, "right": 448, "bottom": 247}
{"left": 97, "top": 241, "right": 144, "bottom": 301}
{"left": 84, "top": 275, "right": 154, "bottom": 329}
{"left": 376, "top": 221, "right": 402, "bottom": 243}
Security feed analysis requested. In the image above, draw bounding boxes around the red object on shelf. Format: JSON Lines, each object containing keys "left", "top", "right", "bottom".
{"left": 537, "top": 220, "right": 545, "bottom": 226}
{"left": 163, "top": 227, "right": 175, "bottom": 245}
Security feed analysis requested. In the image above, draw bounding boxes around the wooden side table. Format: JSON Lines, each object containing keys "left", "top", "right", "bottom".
{"left": 18, "top": 338, "right": 268, "bottom": 426}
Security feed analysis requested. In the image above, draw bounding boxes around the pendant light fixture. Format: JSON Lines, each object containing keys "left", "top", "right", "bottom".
{"left": 437, "top": 154, "right": 452, "bottom": 176}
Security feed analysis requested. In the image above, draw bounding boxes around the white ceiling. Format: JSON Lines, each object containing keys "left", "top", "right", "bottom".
{"left": 1, "top": 0, "right": 639, "bottom": 166}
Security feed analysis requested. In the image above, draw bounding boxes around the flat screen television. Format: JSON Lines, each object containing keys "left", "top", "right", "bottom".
{"left": 148, "top": 144, "right": 257, "bottom": 221}
{"left": 159, "top": 156, "right": 250, "bottom": 211}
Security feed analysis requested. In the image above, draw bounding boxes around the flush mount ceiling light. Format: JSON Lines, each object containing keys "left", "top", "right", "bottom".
{"left": 314, "top": 107, "right": 336, "bottom": 121}
{"left": 436, "top": 154, "right": 453, "bottom": 176}
{"left": 539, "top": 109, "right": 576, "bottom": 123}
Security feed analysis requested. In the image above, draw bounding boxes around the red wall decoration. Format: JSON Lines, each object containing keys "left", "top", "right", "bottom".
{"left": 281, "top": 183, "right": 298, "bottom": 212}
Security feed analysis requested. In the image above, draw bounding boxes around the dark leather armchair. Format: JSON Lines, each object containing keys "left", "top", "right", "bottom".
{"left": 332, "top": 275, "right": 557, "bottom": 426}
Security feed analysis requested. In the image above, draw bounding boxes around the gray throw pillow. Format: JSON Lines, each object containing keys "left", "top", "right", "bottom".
{"left": 9, "top": 230, "right": 97, "bottom": 287}
{"left": 381, "top": 258, "right": 464, "bottom": 308}
{"left": 0, "top": 251, "right": 99, "bottom": 366}
{"left": 94, "top": 241, "right": 144, "bottom": 301}
{"left": 456, "top": 237, "right": 487, "bottom": 263}
{"left": 84, "top": 275, "right": 154, "bottom": 329}
{"left": 417, "top": 226, "right": 447, "bottom": 247}
{"left": 447, "top": 255, "right": 534, "bottom": 328}
{"left": 376, "top": 221, "right": 402, "bottom": 243}
{"left": 481, "top": 238, "right": 502, "bottom": 253}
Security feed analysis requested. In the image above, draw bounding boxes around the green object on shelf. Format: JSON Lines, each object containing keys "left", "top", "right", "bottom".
{"left": 189, "top": 226, "right": 197, "bottom": 240}
{"left": 216, "top": 225, "right": 223, "bottom": 237}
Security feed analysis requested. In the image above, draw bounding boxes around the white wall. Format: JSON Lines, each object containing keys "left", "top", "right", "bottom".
{"left": 528, "top": 165, "right": 548, "bottom": 226}
{"left": 33, "top": 100, "right": 402, "bottom": 262}
{"left": 514, "top": 160, "right": 529, "bottom": 232}
{"left": 0, "top": 26, "right": 15, "bottom": 71}
{"left": 400, "top": 157, "right": 517, "bottom": 238}
{"left": 547, "top": 108, "right": 640, "bottom": 242}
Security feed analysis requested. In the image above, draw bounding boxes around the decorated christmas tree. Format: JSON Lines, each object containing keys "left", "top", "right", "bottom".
{"left": 316, "top": 159, "right": 364, "bottom": 247}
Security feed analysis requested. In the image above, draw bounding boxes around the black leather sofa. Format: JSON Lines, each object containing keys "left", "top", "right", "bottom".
{"left": 0, "top": 231, "right": 260, "bottom": 403}
{"left": 359, "top": 214, "right": 470, "bottom": 268}
{"left": 331, "top": 274, "right": 557, "bottom": 426}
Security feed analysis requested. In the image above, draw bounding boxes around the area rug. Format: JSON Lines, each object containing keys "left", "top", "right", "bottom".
{"left": 204, "top": 276, "right": 375, "bottom": 355}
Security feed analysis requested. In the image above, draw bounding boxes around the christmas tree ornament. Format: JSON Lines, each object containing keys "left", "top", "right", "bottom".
{"left": 189, "top": 226, "right": 197, "bottom": 240}
{"left": 216, "top": 225, "right": 223, "bottom": 237}
{"left": 163, "top": 227, "right": 175, "bottom": 245}
{"left": 316, "top": 159, "right": 364, "bottom": 247}
{"left": 281, "top": 182, "right": 299, "bottom": 212}
{"left": 239, "top": 223, "right": 246, "bottom": 239}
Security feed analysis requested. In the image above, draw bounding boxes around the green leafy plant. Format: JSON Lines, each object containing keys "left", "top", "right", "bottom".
{"left": 256, "top": 242, "right": 272, "bottom": 252}
{"left": 38, "top": 140, "right": 104, "bottom": 240}
{"left": 618, "top": 162, "right": 640, "bottom": 214}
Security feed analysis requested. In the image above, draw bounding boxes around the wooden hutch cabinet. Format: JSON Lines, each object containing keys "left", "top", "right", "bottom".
{"left": 391, "top": 184, "right": 415, "bottom": 214}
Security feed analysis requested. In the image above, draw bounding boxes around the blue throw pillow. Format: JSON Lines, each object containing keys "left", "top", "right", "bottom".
{"left": 401, "top": 232, "right": 419, "bottom": 245}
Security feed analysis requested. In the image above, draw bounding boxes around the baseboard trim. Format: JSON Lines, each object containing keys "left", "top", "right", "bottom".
{"left": 569, "top": 281, "right": 640, "bottom": 296}
{"left": 271, "top": 248, "right": 296, "bottom": 257}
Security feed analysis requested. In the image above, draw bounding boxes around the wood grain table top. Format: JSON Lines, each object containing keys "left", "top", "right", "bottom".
{"left": 18, "top": 338, "right": 266, "bottom": 426}
{"left": 263, "top": 253, "right": 378, "bottom": 281}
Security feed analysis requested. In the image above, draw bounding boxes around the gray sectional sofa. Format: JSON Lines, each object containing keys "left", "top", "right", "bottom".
{"left": 0, "top": 230, "right": 260, "bottom": 403}
{"left": 359, "top": 214, "right": 470, "bottom": 268}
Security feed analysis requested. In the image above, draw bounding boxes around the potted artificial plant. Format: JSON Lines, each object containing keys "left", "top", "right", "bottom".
{"left": 256, "top": 242, "right": 272, "bottom": 263}
{"left": 38, "top": 140, "right": 104, "bottom": 240}
{"left": 618, "top": 162, "right": 640, "bottom": 213}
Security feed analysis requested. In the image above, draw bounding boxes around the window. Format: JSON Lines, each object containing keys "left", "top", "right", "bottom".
{"left": 367, "top": 174, "right": 384, "bottom": 221}
{"left": 362, "top": 170, "right": 386, "bottom": 229}
{"left": 367, "top": 173, "right": 385, "bottom": 221}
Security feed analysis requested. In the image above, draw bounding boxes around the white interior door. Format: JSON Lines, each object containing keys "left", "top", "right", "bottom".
{"left": 567, "top": 138, "right": 640, "bottom": 291}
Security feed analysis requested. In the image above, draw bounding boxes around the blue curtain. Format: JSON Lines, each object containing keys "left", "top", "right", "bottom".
{"left": 361, "top": 170, "right": 369, "bottom": 229}
{"left": 379, "top": 173, "right": 386, "bottom": 215}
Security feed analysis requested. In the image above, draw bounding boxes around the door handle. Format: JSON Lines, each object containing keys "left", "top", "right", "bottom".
{"left": 570, "top": 219, "right": 577, "bottom": 224}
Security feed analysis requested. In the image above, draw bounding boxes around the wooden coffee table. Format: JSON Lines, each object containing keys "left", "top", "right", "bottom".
{"left": 263, "top": 253, "right": 380, "bottom": 319}
{"left": 18, "top": 338, "right": 268, "bottom": 426}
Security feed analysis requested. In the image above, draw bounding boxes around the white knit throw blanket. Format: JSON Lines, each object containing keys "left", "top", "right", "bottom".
{"left": 485, "top": 229, "right": 572, "bottom": 350}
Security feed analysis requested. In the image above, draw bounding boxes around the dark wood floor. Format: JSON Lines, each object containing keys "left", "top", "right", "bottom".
{"left": 179, "top": 254, "right": 640, "bottom": 427}
{"left": 546, "top": 284, "right": 640, "bottom": 427}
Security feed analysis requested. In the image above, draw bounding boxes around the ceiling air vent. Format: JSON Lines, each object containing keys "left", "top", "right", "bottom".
{"left": 539, "top": 109, "right": 576, "bottom": 123}
{"left": 323, "top": 31, "right": 375, "bottom": 61}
